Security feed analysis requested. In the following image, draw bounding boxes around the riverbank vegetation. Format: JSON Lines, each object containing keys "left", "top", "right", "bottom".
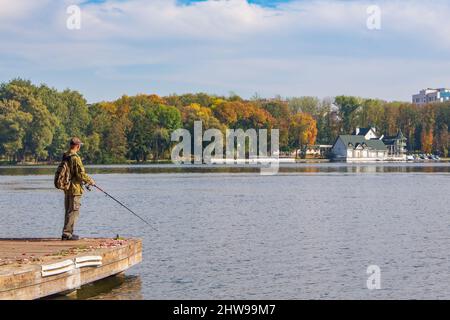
{"left": 0, "top": 79, "right": 449, "bottom": 163}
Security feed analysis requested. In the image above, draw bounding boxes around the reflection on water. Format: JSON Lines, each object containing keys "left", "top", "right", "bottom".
{"left": 0, "top": 162, "right": 450, "bottom": 176}
{"left": 50, "top": 274, "right": 142, "bottom": 300}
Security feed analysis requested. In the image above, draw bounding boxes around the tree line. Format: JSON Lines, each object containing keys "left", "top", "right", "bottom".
{"left": 0, "top": 79, "right": 449, "bottom": 163}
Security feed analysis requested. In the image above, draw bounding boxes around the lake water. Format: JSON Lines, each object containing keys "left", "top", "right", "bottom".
{"left": 1, "top": 163, "right": 450, "bottom": 299}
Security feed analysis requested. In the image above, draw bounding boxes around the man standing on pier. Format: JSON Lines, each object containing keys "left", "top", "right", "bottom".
{"left": 60, "top": 137, "right": 95, "bottom": 241}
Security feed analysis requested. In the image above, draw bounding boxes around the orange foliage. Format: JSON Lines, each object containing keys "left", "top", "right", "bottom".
{"left": 213, "top": 101, "right": 274, "bottom": 129}
{"left": 290, "top": 113, "right": 318, "bottom": 147}
{"left": 421, "top": 129, "right": 433, "bottom": 154}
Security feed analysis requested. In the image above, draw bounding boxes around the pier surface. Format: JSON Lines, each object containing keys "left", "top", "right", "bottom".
{"left": 0, "top": 238, "right": 142, "bottom": 300}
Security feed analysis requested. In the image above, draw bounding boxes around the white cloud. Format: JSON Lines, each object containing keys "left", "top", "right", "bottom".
{"left": 75, "top": 0, "right": 283, "bottom": 40}
{"left": 0, "top": 0, "right": 50, "bottom": 20}
{"left": 1, "top": 0, "right": 450, "bottom": 102}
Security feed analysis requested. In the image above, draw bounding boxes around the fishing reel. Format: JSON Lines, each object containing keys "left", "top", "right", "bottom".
{"left": 84, "top": 183, "right": 92, "bottom": 192}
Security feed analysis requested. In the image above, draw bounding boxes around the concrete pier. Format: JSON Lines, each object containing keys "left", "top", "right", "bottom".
{"left": 0, "top": 238, "right": 142, "bottom": 300}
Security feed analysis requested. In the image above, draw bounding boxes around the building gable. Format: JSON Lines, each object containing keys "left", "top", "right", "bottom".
{"left": 353, "top": 127, "right": 379, "bottom": 140}
{"left": 336, "top": 135, "right": 386, "bottom": 152}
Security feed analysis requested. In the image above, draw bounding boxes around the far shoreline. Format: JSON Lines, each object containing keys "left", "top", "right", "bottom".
{"left": 1, "top": 158, "right": 449, "bottom": 169}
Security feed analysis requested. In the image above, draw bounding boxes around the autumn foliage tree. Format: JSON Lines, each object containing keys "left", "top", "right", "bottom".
{"left": 289, "top": 113, "right": 318, "bottom": 158}
{"left": 0, "top": 79, "right": 449, "bottom": 163}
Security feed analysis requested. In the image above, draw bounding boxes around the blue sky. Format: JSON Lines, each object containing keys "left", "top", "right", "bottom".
{"left": 1, "top": 0, "right": 450, "bottom": 102}
{"left": 179, "top": 0, "right": 290, "bottom": 6}
{"left": 86, "top": 0, "right": 291, "bottom": 8}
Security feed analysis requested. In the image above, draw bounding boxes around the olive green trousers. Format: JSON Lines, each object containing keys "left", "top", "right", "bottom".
{"left": 63, "top": 194, "right": 81, "bottom": 238}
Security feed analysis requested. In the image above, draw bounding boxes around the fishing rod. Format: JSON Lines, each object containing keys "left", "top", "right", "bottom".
{"left": 90, "top": 184, "right": 158, "bottom": 232}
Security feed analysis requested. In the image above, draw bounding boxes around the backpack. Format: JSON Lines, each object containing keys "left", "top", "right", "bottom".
{"left": 54, "top": 154, "right": 74, "bottom": 191}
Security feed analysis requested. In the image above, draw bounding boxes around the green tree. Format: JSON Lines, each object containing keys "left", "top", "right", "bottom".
{"left": 288, "top": 96, "right": 320, "bottom": 115}
{"left": 143, "top": 104, "right": 182, "bottom": 161}
{"left": 0, "top": 81, "right": 57, "bottom": 161}
{"left": 89, "top": 101, "right": 129, "bottom": 163}
{"left": 0, "top": 99, "right": 32, "bottom": 162}
{"left": 398, "top": 104, "right": 419, "bottom": 151}
{"left": 334, "top": 96, "right": 362, "bottom": 134}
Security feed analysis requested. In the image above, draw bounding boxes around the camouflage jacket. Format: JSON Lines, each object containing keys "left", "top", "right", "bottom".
{"left": 63, "top": 151, "right": 94, "bottom": 196}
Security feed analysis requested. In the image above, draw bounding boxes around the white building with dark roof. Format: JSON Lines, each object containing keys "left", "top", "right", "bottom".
{"left": 331, "top": 135, "right": 388, "bottom": 162}
{"left": 331, "top": 127, "right": 407, "bottom": 162}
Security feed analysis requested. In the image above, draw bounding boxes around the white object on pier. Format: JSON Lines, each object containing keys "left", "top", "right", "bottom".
{"left": 41, "top": 259, "right": 75, "bottom": 277}
{"left": 75, "top": 256, "right": 103, "bottom": 268}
